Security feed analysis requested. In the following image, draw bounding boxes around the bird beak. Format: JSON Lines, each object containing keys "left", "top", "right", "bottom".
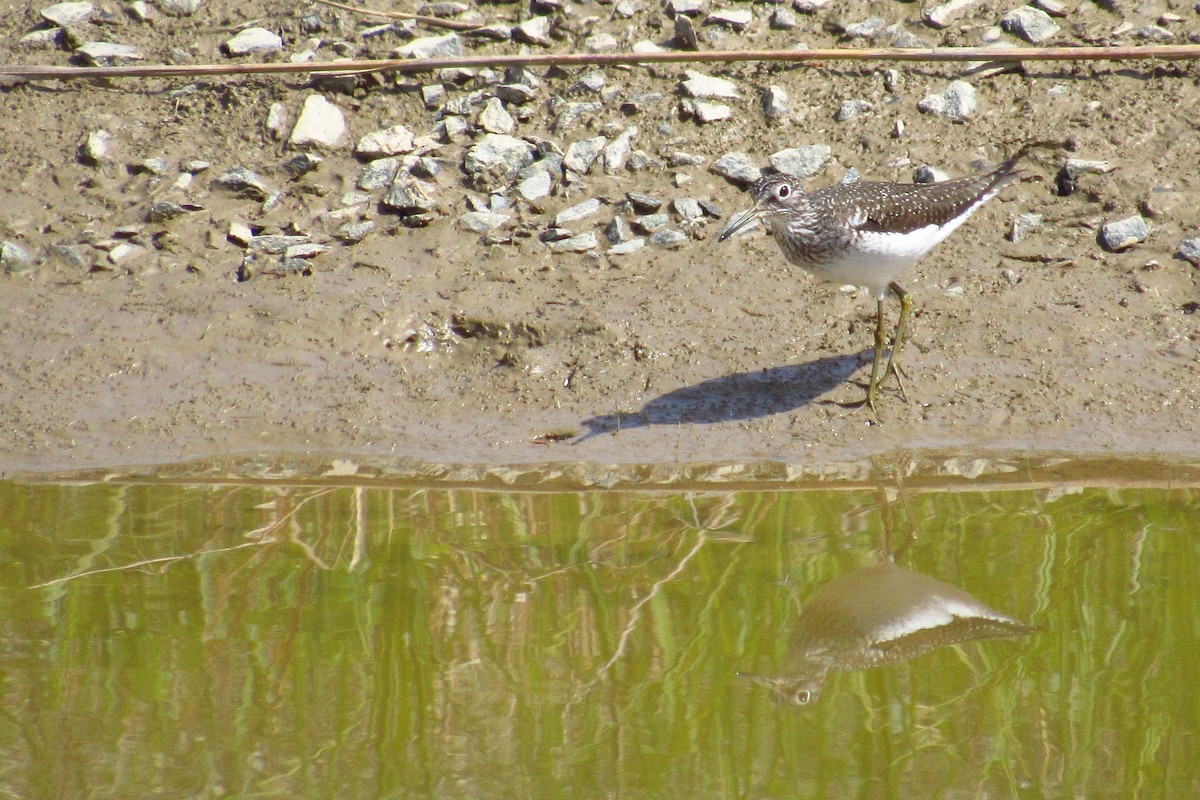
{"left": 717, "top": 204, "right": 763, "bottom": 242}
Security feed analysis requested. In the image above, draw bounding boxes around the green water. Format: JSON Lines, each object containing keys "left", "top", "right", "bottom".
{"left": 1, "top": 472, "right": 1198, "bottom": 799}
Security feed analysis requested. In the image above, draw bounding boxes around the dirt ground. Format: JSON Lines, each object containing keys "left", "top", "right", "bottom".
{"left": 1, "top": 0, "right": 1199, "bottom": 480}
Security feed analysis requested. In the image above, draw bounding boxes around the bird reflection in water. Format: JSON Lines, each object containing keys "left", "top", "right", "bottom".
{"left": 754, "top": 562, "right": 1036, "bottom": 706}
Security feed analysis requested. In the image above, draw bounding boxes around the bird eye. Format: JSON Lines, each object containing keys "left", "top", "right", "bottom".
{"left": 777, "top": 184, "right": 790, "bottom": 199}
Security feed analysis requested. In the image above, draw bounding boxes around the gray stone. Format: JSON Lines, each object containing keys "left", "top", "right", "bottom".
{"left": 843, "top": 16, "right": 885, "bottom": 38}
{"left": 913, "top": 165, "right": 950, "bottom": 183}
{"left": 762, "top": 85, "right": 790, "bottom": 120}
{"left": 496, "top": 83, "right": 536, "bottom": 104}
{"left": 392, "top": 33, "right": 463, "bottom": 59}
{"left": 248, "top": 235, "right": 310, "bottom": 255}
{"left": 337, "top": 220, "right": 375, "bottom": 244}
{"left": 76, "top": 42, "right": 142, "bottom": 64}
{"left": 224, "top": 27, "right": 282, "bottom": 56}
{"left": 792, "top": 0, "right": 829, "bottom": 10}
{"left": 459, "top": 211, "right": 511, "bottom": 232}
{"left": 669, "top": 0, "right": 706, "bottom": 15}
{"left": 552, "top": 100, "right": 602, "bottom": 132}
{"left": 633, "top": 213, "right": 670, "bottom": 233}
{"left": 602, "top": 126, "right": 637, "bottom": 173}
{"left": 890, "top": 29, "right": 929, "bottom": 48}
{"left": 573, "top": 69, "right": 606, "bottom": 93}
{"left": 463, "top": 23, "right": 512, "bottom": 41}
{"left": 421, "top": 84, "right": 446, "bottom": 109}
{"left": 606, "top": 216, "right": 632, "bottom": 243}
{"left": 357, "top": 157, "right": 400, "bottom": 190}
{"left": 673, "top": 14, "right": 699, "bottom": 50}
{"left": 705, "top": 8, "right": 753, "bottom": 30}
{"left": 1009, "top": 212, "right": 1044, "bottom": 243}
{"left": 283, "top": 152, "right": 322, "bottom": 177}
{"left": 477, "top": 97, "right": 515, "bottom": 135}
{"left": 289, "top": 94, "right": 348, "bottom": 149}
{"left": 1063, "top": 158, "right": 1114, "bottom": 178}
{"left": 548, "top": 232, "right": 598, "bottom": 253}
{"left": 1176, "top": 238, "right": 1200, "bottom": 267}
{"left": 516, "top": 169, "right": 552, "bottom": 201}
{"left": 924, "top": 0, "right": 980, "bottom": 29}
{"left": 768, "top": 145, "right": 831, "bottom": 178}
{"left": 712, "top": 152, "right": 761, "bottom": 185}
{"left": 384, "top": 176, "right": 438, "bottom": 214}
{"left": 626, "top": 192, "right": 664, "bottom": 213}
{"left": 284, "top": 243, "right": 328, "bottom": 260}
{"left": 1135, "top": 25, "right": 1174, "bottom": 42}
{"left": 1032, "top": 0, "right": 1067, "bottom": 16}
{"left": 464, "top": 134, "right": 535, "bottom": 180}
{"left": 555, "top": 198, "right": 603, "bottom": 225}
{"left": 917, "top": 80, "right": 977, "bottom": 121}
{"left": 356, "top": 124, "right": 415, "bottom": 157}
{"left": 771, "top": 7, "right": 798, "bottom": 29}
{"left": 214, "top": 167, "right": 271, "bottom": 199}
{"left": 1099, "top": 215, "right": 1149, "bottom": 251}
{"left": 672, "top": 197, "right": 704, "bottom": 222}
{"left": 835, "top": 99, "right": 873, "bottom": 121}
{"left": 1001, "top": 6, "right": 1060, "bottom": 44}
{"left": 608, "top": 238, "right": 645, "bottom": 256}
{"left": 564, "top": 136, "right": 608, "bottom": 175}
{"left": 1, "top": 241, "right": 33, "bottom": 274}
{"left": 584, "top": 33, "right": 619, "bottom": 52}
{"left": 158, "top": 0, "right": 201, "bottom": 14}
{"left": 514, "top": 16, "right": 551, "bottom": 46}
{"left": 42, "top": 2, "right": 94, "bottom": 26}
{"left": 650, "top": 229, "right": 688, "bottom": 247}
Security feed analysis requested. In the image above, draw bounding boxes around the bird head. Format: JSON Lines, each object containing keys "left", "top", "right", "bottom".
{"left": 717, "top": 173, "right": 807, "bottom": 242}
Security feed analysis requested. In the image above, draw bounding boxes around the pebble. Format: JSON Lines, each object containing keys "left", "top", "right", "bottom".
{"left": 681, "top": 70, "right": 739, "bottom": 99}
{"left": 548, "top": 232, "right": 598, "bottom": 253}
{"left": 1032, "top": 0, "right": 1067, "bottom": 16}
{"left": 650, "top": 229, "right": 688, "bottom": 247}
{"left": 289, "top": 95, "right": 348, "bottom": 149}
{"left": 478, "top": 97, "right": 516, "bottom": 135}
{"left": 924, "top": 0, "right": 979, "bottom": 29}
{"left": 1009, "top": 212, "right": 1044, "bottom": 243}
{"left": 584, "top": 33, "right": 619, "bottom": 52}
{"left": 793, "top": 0, "right": 830, "bottom": 10}
{"left": 843, "top": 16, "right": 886, "bottom": 38}
{"left": 712, "top": 152, "right": 761, "bottom": 185}
{"left": 337, "top": 221, "right": 375, "bottom": 243}
{"left": 913, "top": 165, "right": 950, "bottom": 183}
{"left": 496, "top": 83, "right": 536, "bottom": 104}
{"left": 917, "top": 80, "right": 977, "bottom": 121}
{"left": 1001, "top": 6, "right": 1060, "bottom": 44}
{"left": 76, "top": 42, "right": 143, "bottom": 64}
{"left": 564, "top": 137, "right": 608, "bottom": 175}
{"left": 158, "top": 0, "right": 201, "bottom": 14}
{"left": 21, "top": 29, "right": 61, "bottom": 48}
{"left": 464, "top": 134, "right": 535, "bottom": 181}
{"left": 355, "top": 124, "right": 415, "bottom": 157}
{"left": 285, "top": 243, "right": 327, "bottom": 260}
{"left": 694, "top": 101, "right": 733, "bottom": 123}
{"left": 626, "top": 192, "right": 664, "bottom": 213}
{"left": 608, "top": 238, "right": 645, "bottom": 256}
{"left": 761, "top": 85, "right": 790, "bottom": 120}
{"left": 248, "top": 234, "right": 310, "bottom": 255}
{"left": 224, "top": 27, "right": 282, "bottom": 56}
{"left": 1, "top": 241, "right": 32, "bottom": 274}
{"left": 602, "top": 126, "right": 637, "bottom": 173}
{"left": 705, "top": 9, "right": 753, "bottom": 30}
{"left": 393, "top": 33, "right": 463, "bottom": 59}
{"left": 1063, "top": 158, "right": 1115, "bottom": 178}
{"left": 1099, "top": 215, "right": 1149, "bottom": 251}
{"left": 1176, "top": 238, "right": 1200, "bottom": 267}
{"left": 633, "top": 213, "right": 670, "bottom": 233}
{"left": 771, "top": 8, "right": 798, "bottom": 29}
{"left": 357, "top": 157, "right": 400, "bottom": 190}
{"left": 672, "top": 197, "right": 704, "bottom": 222}
{"left": 459, "top": 211, "right": 511, "bottom": 233}
{"left": 384, "top": 176, "right": 438, "bottom": 214}
{"left": 213, "top": 167, "right": 271, "bottom": 200}
{"left": 80, "top": 129, "right": 111, "bottom": 164}
{"left": 835, "top": 99, "right": 873, "bottom": 121}
{"left": 514, "top": 16, "right": 552, "bottom": 46}
{"left": 606, "top": 216, "right": 632, "bottom": 243}
{"left": 555, "top": 198, "right": 603, "bottom": 225}
{"left": 673, "top": 15, "right": 699, "bottom": 50}
{"left": 670, "top": 0, "right": 707, "bottom": 15}
{"left": 516, "top": 169, "right": 552, "bottom": 201}
{"left": 419, "top": 1, "right": 468, "bottom": 16}
{"left": 768, "top": 145, "right": 831, "bottom": 178}
{"left": 1134, "top": 26, "right": 1174, "bottom": 42}
{"left": 41, "top": 2, "right": 94, "bottom": 27}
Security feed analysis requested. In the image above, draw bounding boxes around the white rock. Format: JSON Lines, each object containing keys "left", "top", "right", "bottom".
{"left": 355, "top": 124, "right": 415, "bottom": 157}
{"left": 81, "top": 129, "right": 111, "bottom": 164}
{"left": 608, "top": 238, "right": 645, "bottom": 256}
{"left": 514, "top": 16, "right": 551, "bottom": 45}
{"left": 76, "top": 42, "right": 143, "bottom": 63}
{"left": 564, "top": 137, "right": 608, "bottom": 174}
{"left": 555, "top": 198, "right": 603, "bottom": 225}
{"left": 464, "top": 134, "right": 535, "bottom": 179}
{"left": 158, "top": 0, "right": 202, "bottom": 14}
{"left": 224, "top": 27, "right": 282, "bottom": 56}
{"left": 1001, "top": 6, "right": 1060, "bottom": 44}
{"left": 41, "top": 2, "right": 94, "bottom": 27}
{"left": 548, "top": 232, "right": 598, "bottom": 253}
{"left": 602, "top": 126, "right": 637, "bottom": 173}
{"left": 584, "top": 33, "right": 619, "bottom": 52}
{"left": 694, "top": 101, "right": 732, "bottom": 123}
{"left": 289, "top": 95, "right": 348, "bottom": 149}
{"left": 516, "top": 169, "right": 552, "bottom": 201}
{"left": 392, "top": 33, "right": 463, "bottom": 59}
{"left": 924, "top": 0, "right": 981, "bottom": 28}
{"left": 917, "top": 80, "right": 977, "bottom": 121}
{"left": 681, "top": 70, "right": 739, "bottom": 99}
{"left": 706, "top": 8, "right": 753, "bottom": 29}
{"left": 459, "top": 211, "right": 511, "bottom": 233}
{"left": 768, "top": 145, "right": 831, "bottom": 178}
{"left": 478, "top": 97, "right": 515, "bottom": 135}
{"left": 762, "top": 85, "right": 789, "bottom": 120}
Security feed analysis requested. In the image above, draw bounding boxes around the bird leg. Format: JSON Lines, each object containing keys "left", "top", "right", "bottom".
{"left": 883, "top": 282, "right": 911, "bottom": 402}
{"left": 864, "top": 296, "right": 888, "bottom": 417}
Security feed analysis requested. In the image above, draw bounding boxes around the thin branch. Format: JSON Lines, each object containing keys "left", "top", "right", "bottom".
{"left": 2, "top": 45, "right": 1199, "bottom": 82}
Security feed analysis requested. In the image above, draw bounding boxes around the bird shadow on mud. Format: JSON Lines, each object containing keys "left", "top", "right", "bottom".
{"left": 576, "top": 349, "right": 870, "bottom": 441}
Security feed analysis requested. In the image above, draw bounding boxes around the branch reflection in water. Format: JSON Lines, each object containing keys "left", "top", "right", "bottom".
{"left": 751, "top": 561, "right": 1037, "bottom": 706}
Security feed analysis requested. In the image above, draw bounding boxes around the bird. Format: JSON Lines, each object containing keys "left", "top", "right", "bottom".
{"left": 717, "top": 159, "right": 1023, "bottom": 417}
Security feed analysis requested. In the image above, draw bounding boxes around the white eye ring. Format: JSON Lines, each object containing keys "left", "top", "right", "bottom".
{"left": 777, "top": 184, "right": 791, "bottom": 199}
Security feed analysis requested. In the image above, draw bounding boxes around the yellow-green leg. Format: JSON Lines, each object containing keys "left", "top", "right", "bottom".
{"left": 864, "top": 297, "right": 888, "bottom": 417}
{"left": 883, "top": 281, "right": 911, "bottom": 402}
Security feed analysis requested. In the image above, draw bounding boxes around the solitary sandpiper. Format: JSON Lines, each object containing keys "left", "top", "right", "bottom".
{"left": 718, "top": 159, "right": 1022, "bottom": 417}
